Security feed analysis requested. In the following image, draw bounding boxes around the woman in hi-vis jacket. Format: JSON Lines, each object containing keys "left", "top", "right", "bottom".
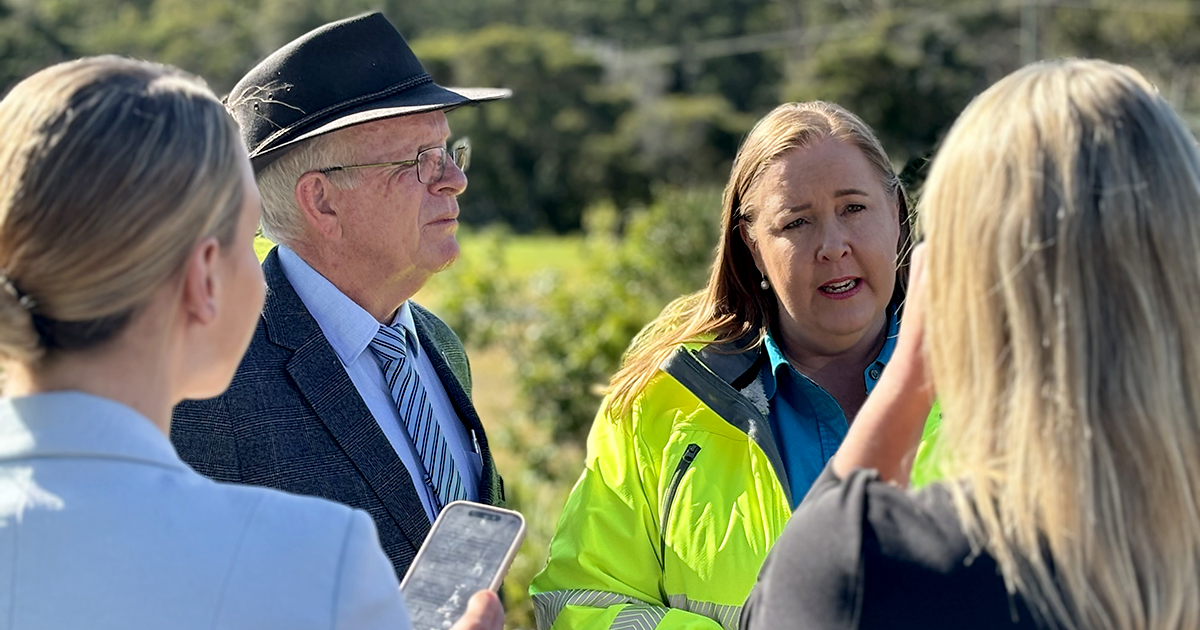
{"left": 531, "top": 101, "right": 937, "bottom": 630}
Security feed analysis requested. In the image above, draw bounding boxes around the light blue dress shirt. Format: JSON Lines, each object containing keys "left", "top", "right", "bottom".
{"left": 277, "top": 246, "right": 481, "bottom": 522}
{"left": 0, "top": 391, "right": 410, "bottom": 630}
{"left": 762, "top": 308, "right": 900, "bottom": 507}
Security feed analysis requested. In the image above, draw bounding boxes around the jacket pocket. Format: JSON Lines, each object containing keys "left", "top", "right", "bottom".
{"left": 660, "top": 443, "right": 702, "bottom": 565}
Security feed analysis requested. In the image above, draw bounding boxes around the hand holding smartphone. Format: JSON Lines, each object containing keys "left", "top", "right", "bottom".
{"left": 400, "top": 501, "right": 525, "bottom": 630}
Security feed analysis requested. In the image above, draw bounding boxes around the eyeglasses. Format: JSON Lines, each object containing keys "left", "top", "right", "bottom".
{"left": 318, "top": 137, "right": 471, "bottom": 184}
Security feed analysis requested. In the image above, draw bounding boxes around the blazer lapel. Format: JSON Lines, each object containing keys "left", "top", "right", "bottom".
{"left": 261, "top": 249, "right": 432, "bottom": 547}
{"left": 411, "top": 310, "right": 501, "bottom": 506}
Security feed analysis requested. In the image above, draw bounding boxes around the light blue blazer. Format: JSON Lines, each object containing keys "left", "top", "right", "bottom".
{"left": 0, "top": 391, "right": 412, "bottom": 630}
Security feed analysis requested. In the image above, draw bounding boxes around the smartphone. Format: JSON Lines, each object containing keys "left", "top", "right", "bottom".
{"left": 400, "top": 501, "right": 526, "bottom": 630}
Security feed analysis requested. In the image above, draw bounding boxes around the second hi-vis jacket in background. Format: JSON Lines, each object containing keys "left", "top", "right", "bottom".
{"left": 530, "top": 339, "right": 795, "bottom": 630}
{"left": 529, "top": 338, "right": 943, "bottom": 630}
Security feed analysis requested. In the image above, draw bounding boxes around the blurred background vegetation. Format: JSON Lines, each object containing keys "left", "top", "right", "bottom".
{"left": 12, "top": 0, "right": 1200, "bottom": 626}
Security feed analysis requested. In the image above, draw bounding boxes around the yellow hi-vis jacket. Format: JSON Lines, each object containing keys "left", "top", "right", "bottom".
{"left": 530, "top": 340, "right": 797, "bottom": 630}
{"left": 530, "top": 340, "right": 943, "bottom": 630}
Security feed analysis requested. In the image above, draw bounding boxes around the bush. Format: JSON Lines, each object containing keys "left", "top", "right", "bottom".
{"left": 437, "top": 185, "right": 722, "bottom": 444}
{"left": 432, "top": 228, "right": 518, "bottom": 348}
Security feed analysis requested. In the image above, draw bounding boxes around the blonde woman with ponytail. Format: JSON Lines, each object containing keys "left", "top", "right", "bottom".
{"left": 743, "top": 58, "right": 1200, "bottom": 630}
{"left": 0, "top": 57, "right": 501, "bottom": 630}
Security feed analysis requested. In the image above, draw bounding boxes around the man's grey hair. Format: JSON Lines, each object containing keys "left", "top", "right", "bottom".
{"left": 255, "top": 131, "right": 362, "bottom": 245}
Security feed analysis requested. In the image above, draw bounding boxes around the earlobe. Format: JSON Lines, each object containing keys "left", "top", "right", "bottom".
{"left": 182, "top": 237, "right": 221, "bottom": 326}
{"left": 295, "top": 172, "right": 342, "bottom": 240}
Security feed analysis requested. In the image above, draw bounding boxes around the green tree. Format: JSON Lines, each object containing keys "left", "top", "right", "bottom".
{"left": 785, "top": 6, "right": 1014, "bottom": 167}
{"left": 0, "top": 1, "right": 75, "bottom": 92}
{"left": 1043, "top": 1, "right": 1200, "bottom": 117}
{"left": 416, "top": 25, "right": 649, "bottom": 232}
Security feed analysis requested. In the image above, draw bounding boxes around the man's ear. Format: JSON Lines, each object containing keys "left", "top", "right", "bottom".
{"left": 295, "top": 172, "right": 342, "bottom": 240}
{"left": 182, "top": 236, "right": 221, "bottom": 325}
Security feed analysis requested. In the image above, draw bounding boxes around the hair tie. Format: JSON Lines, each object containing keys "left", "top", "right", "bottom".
{"left": 0, "top": 271, "right": 38, "bottom": 312}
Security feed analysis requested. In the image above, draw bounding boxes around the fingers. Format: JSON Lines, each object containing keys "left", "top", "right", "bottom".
{"left": 449, "top": 590, "right": 504, "bottom": 630}
{"left": 898, "top": 241, "right": 934, "bottom": 402}
{"left": 910, "top": 240, "right": 926, "bottom": 265}
{"left": 908, "top": 242, "right": 927, "bottom": 291}
{"left": 899, "top": 241, "right": 929, "bottom": 347}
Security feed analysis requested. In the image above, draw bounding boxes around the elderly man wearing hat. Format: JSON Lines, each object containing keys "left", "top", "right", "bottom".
{"left": 171, "top": 12, "right": 511, "bottom": 584}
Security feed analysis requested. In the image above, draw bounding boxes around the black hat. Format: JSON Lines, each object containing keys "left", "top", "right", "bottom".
{"left": 228, "top": 12, "right": 510, "bottom": 172}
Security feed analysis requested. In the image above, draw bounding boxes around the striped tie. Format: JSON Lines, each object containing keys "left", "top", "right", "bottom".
{"left": 368, "top": 324, "right": 465, "bottom": 511}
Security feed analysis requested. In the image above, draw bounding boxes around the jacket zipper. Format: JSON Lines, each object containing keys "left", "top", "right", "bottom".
{"left": 660, "top": 443, "right": 702, "bottom": 566}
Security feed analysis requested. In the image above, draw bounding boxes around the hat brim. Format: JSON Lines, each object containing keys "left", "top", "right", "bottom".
{"left": 249, "top": 82, "right": 511, "bottom": 172}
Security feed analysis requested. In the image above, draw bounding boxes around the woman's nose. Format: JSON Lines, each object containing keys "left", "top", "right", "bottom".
{"left": 816, "top": 223, "right": 851, "bottom": 261}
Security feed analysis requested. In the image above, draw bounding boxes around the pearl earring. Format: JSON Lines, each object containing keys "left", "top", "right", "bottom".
{"left": 760, "top": 275, "right": 770, "bottom": 290}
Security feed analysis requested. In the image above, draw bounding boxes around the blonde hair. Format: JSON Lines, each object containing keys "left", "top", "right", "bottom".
{"left": 255, "top": 130, "right": 361, "bottom": 245}
{"left": 0, "top": 56, "right": 244, "bottom": 363}
{"left": 608, "top": 101, "right": 910, "bottom": 414}
{"left": 925, "top": 58, "right": 1200, "bottom": 630}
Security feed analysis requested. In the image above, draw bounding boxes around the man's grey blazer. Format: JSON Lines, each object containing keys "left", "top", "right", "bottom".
{"left": 171, "top": 248, "right": 504, "bottom": 579}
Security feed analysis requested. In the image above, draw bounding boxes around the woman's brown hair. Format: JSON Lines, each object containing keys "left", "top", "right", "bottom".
{"left": 607, "top": 101, "right": 910, "bottom": 415}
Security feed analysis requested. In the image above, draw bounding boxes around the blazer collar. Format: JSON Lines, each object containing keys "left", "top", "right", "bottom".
{"left": 262, "top": 246, "right": 433, "bottom": 547}
{"left": 261, "top": 247, "right": 320, "bottom": 351}
{"left": 0, "top": 391, "right": 186, "bottom": 472}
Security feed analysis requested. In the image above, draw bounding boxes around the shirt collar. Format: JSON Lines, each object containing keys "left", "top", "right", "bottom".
{"left": 277, "top": 245, "right": 416, "bottom": 365}
{"left": 391, "top": 301, "right": 419, "bottom": 348}
{"left": 760, "top": 304, "right": 901, "bottom": 400}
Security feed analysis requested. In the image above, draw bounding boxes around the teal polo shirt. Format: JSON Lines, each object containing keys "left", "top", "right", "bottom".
{"left": 762, "top": 309, "right": 900, "bottom": 508}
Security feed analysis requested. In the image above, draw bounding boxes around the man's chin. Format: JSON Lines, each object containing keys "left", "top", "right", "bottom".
{"left": 432, "top": 255, "right": 459, "bottom": 274}
{"left": 430, "top": 239, "right": 461, "bottom": 273}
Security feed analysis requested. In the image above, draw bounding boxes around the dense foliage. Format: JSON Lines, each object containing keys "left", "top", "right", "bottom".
{"left": 6, "top": 0, "right": 1200, "bottom": 232}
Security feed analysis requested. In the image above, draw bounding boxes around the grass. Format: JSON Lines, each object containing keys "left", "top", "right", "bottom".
{"left": 416, "top": 231, "right": 584, "bottom": 306}
{"left": 253, "top": 231, "right": 586, "bottom": 305}
{"left": 498, "top": 233, "right": 588, "bottom": 276}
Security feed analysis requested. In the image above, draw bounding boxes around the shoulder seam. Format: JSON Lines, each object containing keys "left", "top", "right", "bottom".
{"left": 208, "top": 492, "right": 269, "bottom": 630}
{"left": 328, "top": 507, "right": 358, "bottom": 630}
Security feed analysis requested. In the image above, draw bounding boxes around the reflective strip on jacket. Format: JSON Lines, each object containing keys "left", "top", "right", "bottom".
{"left": 530, "top": 340, "right": 794, "bottom": 630}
